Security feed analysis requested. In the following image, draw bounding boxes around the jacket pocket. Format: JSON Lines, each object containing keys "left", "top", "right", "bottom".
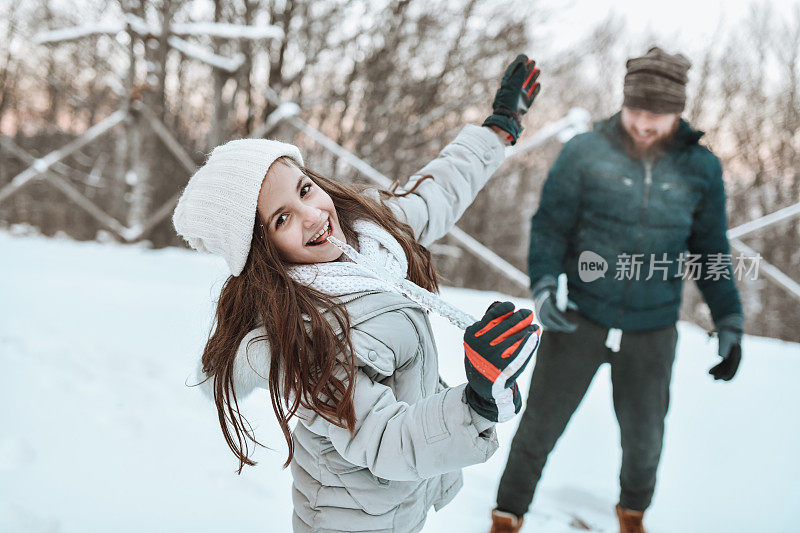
{"left": 659, "top": 181, "right": 701, "bottom": 205}
{"left": 583, "top": 169, "right": 639, "bottom": 223}
{"left": 320, "top": 447, "right": 420, "bottom": 517}
{"left": 647, "top": 181, "right": 701, "bottom": 231}
{"left": 585, "top": 173, "right": 636, "bottom": 195}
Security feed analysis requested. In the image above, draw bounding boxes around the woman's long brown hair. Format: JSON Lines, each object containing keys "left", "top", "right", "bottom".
{"left": 200, "top": 159, "right": 439, "bottom": 473}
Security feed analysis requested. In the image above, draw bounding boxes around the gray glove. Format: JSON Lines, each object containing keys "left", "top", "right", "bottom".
{"left": 532, "top": 276, "right": 577, "bottom": 333}
{"left": 710, "top": 314, "right": 744, "bottom": 381}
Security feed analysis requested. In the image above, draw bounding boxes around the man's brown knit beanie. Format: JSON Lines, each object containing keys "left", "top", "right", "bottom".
{"left": 623, "top": 46, "right": 692, "bottom": 114}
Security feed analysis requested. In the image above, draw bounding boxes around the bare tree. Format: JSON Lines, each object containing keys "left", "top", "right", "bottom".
{"left": 2, "top": 0, "right": 798, "bottom": 340}
{"left": 680, "top": 2, "right": 800, "bottom": 340}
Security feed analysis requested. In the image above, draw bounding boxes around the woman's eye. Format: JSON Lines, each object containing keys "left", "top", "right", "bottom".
{"left": 300, "top": 183, "right": 312, "bottom": 197}
{"left": 275, "top": 214, "right": 287, "bottom": 228}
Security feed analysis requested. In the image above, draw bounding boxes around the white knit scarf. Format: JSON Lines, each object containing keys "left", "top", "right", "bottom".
{"left": 287, "top": 219, "right": 408, "bottom": 297}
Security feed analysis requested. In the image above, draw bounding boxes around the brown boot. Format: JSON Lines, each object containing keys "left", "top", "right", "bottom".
{"left": 490, "top": 509, "right": 524, "bottom": 533}
{"left": 615, "top": 504, "right": 646, "bottom": 533}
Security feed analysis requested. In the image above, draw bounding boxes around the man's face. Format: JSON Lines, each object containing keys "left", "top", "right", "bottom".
{"left": 620, "top": 106, "right": 679, "bottom": 154}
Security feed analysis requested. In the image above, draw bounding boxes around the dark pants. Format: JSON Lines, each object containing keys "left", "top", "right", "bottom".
{"left": 495, "top": 310, "right": 678, "bottom": 515}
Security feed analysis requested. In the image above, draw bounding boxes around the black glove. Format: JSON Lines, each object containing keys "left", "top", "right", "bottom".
{"left": 532, "top": 276, "right": 577, "bottom": 333}
{"left": 464, "top": 301, "right": 541, "bottom": 422}
{"left": 482, "top": 54, "right": 541, "bottom": 145}
{"left": 709, "top": 314, "right": 744, "bottom": 381}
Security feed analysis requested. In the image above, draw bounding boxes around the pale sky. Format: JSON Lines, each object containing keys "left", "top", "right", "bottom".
{"left": 537, "top": 0, "right": 799, "bottom": 56}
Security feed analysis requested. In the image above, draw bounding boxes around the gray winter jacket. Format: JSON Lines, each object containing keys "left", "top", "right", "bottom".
{"left": 227, "top": 125, "right": 506, "bottom": 532}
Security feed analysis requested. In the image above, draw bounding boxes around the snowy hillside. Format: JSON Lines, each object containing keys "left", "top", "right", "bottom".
{"left": 1, "top": 231, "right": 798, "bottom": 532}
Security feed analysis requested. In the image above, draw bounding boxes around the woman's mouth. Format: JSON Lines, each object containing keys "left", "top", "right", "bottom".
{"left": 306, "top": 218, "right": 332, "bottom": 246}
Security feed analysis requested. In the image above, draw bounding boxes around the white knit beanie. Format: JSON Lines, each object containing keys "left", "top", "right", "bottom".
{"left": 172, "top": 138, "right": 304, "bottom": 276}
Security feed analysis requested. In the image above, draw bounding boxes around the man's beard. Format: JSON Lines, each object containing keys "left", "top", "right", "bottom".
{"left": 618, "top": 118, "right": 679, "bottom": 161}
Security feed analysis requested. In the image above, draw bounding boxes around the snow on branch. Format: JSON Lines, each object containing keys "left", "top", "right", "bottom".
{"left": 34, "top": 23, "right": 123, "bottom": 44}
{"left": 36, "top": 14, "right": 274, "bottom": 72}
{"left": 171, "top": 22, "right": 283, "bottom": 40}
{"left": 506, "top": 107, "right": 592, "bottom": 160}
{"left": 36, "top": 15, "right": 283, "bottom": 46}
{"left": 121, "top": 13, "right": 154, "bottom": 36}
{"left": 167, "top": 36, "right": 245, "bottom": 72}
{"left": 250, "top": 102, "right": 301, "bottom": 138}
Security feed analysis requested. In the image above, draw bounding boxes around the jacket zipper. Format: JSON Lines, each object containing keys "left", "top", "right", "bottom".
{"left": 300, "top": 290, "right": 382, "bottom": 325}
{"left": 612, "top": 159, "right": 653, "bottom": 328}
{"left": 336, "top": 290, "right": 382, "bottom": 304}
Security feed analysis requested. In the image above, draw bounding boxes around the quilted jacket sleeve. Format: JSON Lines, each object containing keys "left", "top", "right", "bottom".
{"left": 299, "top": 375, "right": 499, "bottom": 482}
{"left": 528, "top": 135, "right": 584, "bottom": 287}
{"left": 387, "top": 124, "right": 506, "bottom": 247}
{"left": 297, "top": 313, "right": 499, "bottom": 482}
{"left": 196, "top": 326, "right": 271, "bottom": 402}
{"left": 687, "top": 153, "right": 743, "bottom": 324}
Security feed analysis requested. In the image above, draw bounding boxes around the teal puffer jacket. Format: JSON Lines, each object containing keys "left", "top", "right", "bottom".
{"left": 528, "top": 113, "right": 742, "bottom": 330}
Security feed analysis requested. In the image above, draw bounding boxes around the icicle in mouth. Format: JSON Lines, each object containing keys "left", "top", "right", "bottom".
{"left": 326, "top": 235, "right": 478, "bottom": 330}
{"left": 306, "top": 219, "right": 332, "bottom": 246}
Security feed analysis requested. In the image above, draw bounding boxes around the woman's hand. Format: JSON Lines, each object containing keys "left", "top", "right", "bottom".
{"left": 463, "top": 301, "right": 541, "bottom": 422}
{"left": 482, "top": 54, "right": 541, "bottom": 145}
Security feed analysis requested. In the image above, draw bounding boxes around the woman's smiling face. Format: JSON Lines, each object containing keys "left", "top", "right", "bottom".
{"left": 256, "top": 159, "right": 345, "bottom": 264}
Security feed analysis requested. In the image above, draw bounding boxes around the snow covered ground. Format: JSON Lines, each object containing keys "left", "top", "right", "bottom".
{"left": 1, "top": 231, "right": 798, "bottom": 532}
